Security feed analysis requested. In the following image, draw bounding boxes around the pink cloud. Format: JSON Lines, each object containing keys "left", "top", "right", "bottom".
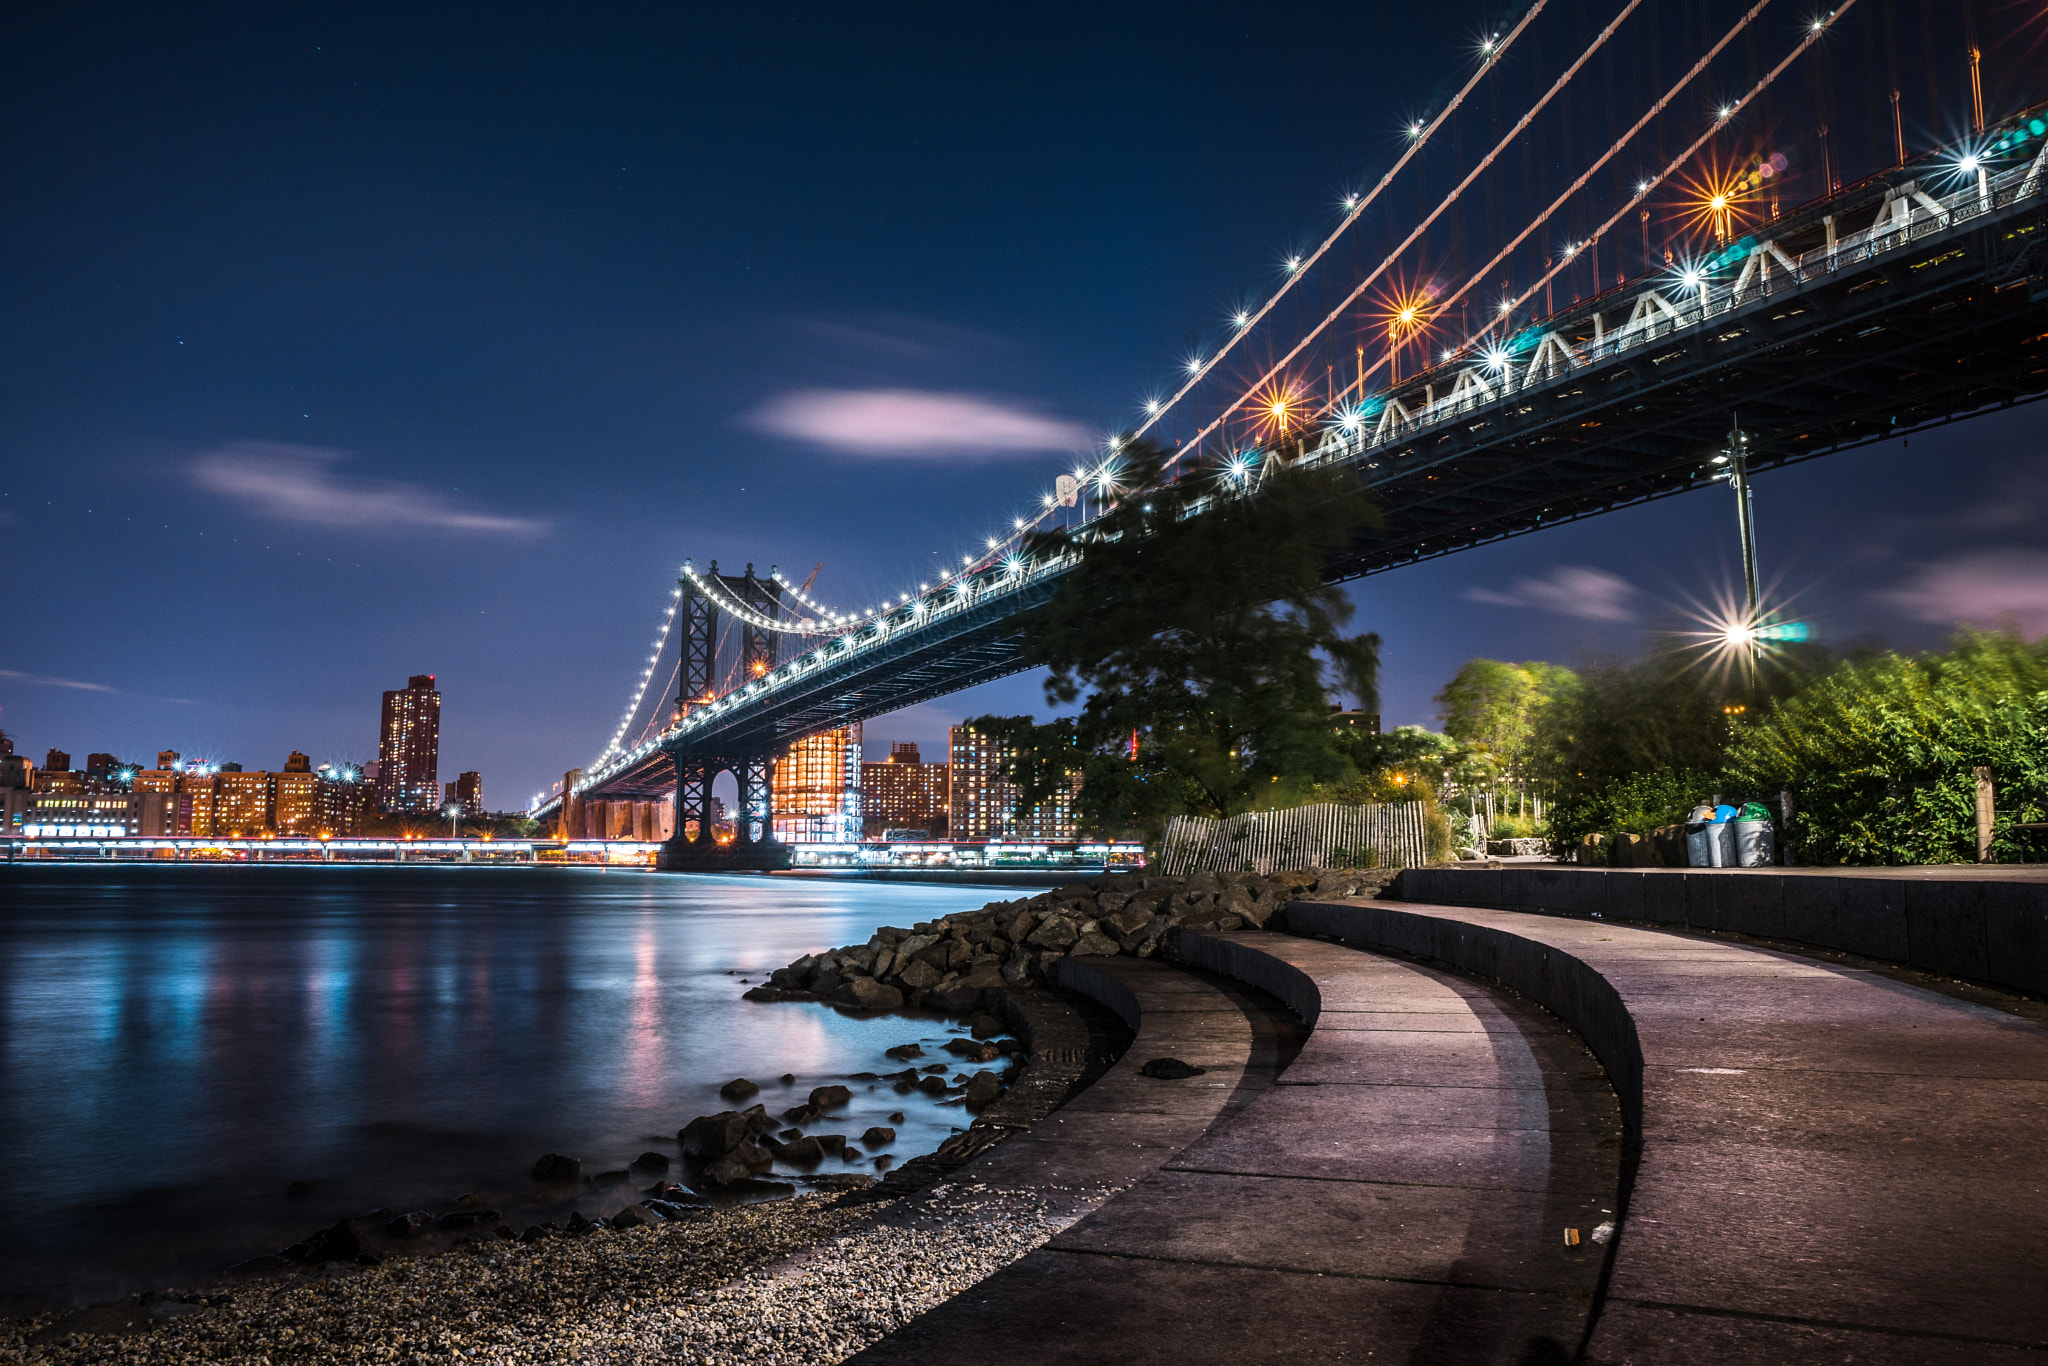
{"left": 745, "top": 388, "right": 1092, "bottom": 457}
{"left": 1465, "top": 565, "right": 1637, "bottom": 622}
{"left": 191, "top": 442, "right": 549, "bottom": 535}
{"left": 1877, "top": 548, "right": 2048, "bottom": 638}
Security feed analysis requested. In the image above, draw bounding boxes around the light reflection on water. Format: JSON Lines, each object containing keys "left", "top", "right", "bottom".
{"left": 0, "top": 864, "right": 1016, "bottom": 1311}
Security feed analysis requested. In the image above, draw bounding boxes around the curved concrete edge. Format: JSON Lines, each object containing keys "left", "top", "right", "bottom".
{"left": 1285, "top": 898, "right": 1647, "bottom": 1137}
{"left": 1169, "top": 928, "right": 1322, "bottom": 1026}
{"left": 867, "top": 955, "right": 1291, "bottom": 1224}
{"left": 1401, "top": 864, "right": 2048, "bottom": 998}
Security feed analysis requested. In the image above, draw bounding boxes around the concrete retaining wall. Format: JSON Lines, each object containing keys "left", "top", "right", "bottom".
{"left": 1400, "top": 866, "right": 2048, "bottom": 998}
{"left": 1282, "top": 900, "right": 1647, "bottom": 1137}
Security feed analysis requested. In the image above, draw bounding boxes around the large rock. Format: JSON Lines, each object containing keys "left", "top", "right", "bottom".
{"left": 945, "top": 1038, "right": 1001, "bottom": 1062}
{"left": 775, "top": 1135, "right": 825, "bottom": 1164}
{"left": 884, "top": 1042, "right": 925, "bottom": 1060}
{"left": 964, "top": 1070, "right": 1003, "bottom": 1111}
{"left": 808, "top": 1084, "right": 853, "bottom": 1109}
{"left": 631, "top": 1150, "right": 670, "bottom": 1172}
{"left": 896, "top": 959, "right": 943, "bottom": 990}
{"left": 840, "top": 977, "right": 904, "bottom": 1011}
{"left": 531, "top": 1153, "right": 582, "bottom": 1183}
{"left": 718, "top": 1077, "right": 760, "bottom": 1101}
{"left": 289, "top": 1218, "right": 370, "bottom": 1264}
{"left": 1027, "top": 916, "right": 1079, "bottom": 950}
{"left": 701, "top": 1138, "right": 773, "bottom": 1186}
{"left": 610, "top": 1204, "right": 661, "bottom": 1229}
{"left": 1068, "top": 930, "right": 1119, "bottom": 956}
{"left": 385, "top": 1211, "right": 431, "bottom": 1239}
{"left": 861, "top": 1126, "right": 896, "bottom": 1147}
{"left": 679, "top": 1104, "right": 772, "bottom": 1158}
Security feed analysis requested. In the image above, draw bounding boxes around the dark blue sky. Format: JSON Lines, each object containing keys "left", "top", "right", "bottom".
{"left": 4, "top": 1, "right": 2044, "bottom": 810}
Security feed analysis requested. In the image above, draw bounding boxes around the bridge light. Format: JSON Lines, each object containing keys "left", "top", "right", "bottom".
{"left": 1483, "top": 346, "right": 1512, "bottom": 372}
{"left": 1144, "top": 398, "right": 1160, "bottom": 414}
{"left": 1232, "top": 312, "right": 1250, "bottom": 328}
{"left": 1680, "top": 269, "right": 1704, "bottom": 289}
{"left": 1284, "top": 255, "right": 1301, "bottom": 272}
{"left": 1716, "top": 105, "right": 1733, "bottom": 122}
{"left": 1407, "top": 120, "right": 1425, "bottom": 140}
{"left": 1343, "top": 194, "right": 1359, "bottom": 210}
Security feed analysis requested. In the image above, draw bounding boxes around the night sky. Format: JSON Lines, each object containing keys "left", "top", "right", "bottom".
{"left": 5, "top": 2, "right": 2045, "bottom": 811}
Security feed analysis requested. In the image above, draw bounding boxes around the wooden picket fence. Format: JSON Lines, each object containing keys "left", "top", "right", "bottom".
{"left": 1157, "top": 801, "right": 1434, "bottom": 876}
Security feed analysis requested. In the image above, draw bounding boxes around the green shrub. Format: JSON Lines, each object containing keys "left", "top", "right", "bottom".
{"left": 1489, "top": 813, "right": 1544, "bottom": 841}
{"left": 1725, "top": 632, "right": 2048, "bottom": 865}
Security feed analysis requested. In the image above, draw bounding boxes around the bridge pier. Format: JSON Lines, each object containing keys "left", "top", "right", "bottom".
{"left": 656, "top": 750, "right": 790, "bottom": 872}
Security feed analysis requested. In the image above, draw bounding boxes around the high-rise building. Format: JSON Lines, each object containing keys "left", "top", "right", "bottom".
{"left": 948, "top": 724, "right": 1081, "bottom": 842}
{"left": 446, "top": 771, "right": 483, "bottom": 818}
{"left": 377, "top": 675, "right": 441, "bottom": 814}
{"left": 773, "top": 724, "right": 862, "bottom": 843}
{"left": 861, "top": 741, "right": 950, "bottom": 836}
{"left": 45, "top": 749, "right": 71, "bottom": 773}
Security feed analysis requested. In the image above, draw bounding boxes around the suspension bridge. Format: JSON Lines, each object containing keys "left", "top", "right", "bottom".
{"left": 534, "top": 1, "right": 2048, "bottom": 870}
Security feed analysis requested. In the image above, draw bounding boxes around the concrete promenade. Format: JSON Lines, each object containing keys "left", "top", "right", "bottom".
{"left": 1289, "top": 897, "right": 2048, "bottom": 1362}
{"left": 854, "top": 931, "right": 1624, "bottom": 1364}
{"left": 851, "top": 885, "right": 2048, "bottom": 1363}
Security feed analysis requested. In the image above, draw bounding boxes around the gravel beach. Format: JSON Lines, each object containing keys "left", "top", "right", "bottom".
{"left": 2, "top": 1188, "right": 1066, "bottom": 1365}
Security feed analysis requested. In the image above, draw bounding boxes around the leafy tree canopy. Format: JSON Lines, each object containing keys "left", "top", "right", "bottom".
{"left": 999, "top": 438, "right": 1385, "bottom": 843}
{"left": 1434, "top": 658, "right": 1576, "bottom": 774}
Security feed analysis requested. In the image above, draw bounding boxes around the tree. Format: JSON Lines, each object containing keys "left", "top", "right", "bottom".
{"left": 1011, "top": 437, "right": 1384, "bottom": 843}
{"left": 1434, "top": 659, "right": 1576, "bottom": 775}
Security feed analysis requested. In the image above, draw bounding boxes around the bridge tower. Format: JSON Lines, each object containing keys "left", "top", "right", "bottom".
{"left": 657, "top": 560, "right": 793, "bottom": 871}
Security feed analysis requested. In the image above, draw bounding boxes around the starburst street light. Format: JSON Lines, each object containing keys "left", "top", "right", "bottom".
{"left": 1232, "top": 311, "right": 1250, "bottom": 328}
{"left": 1284, "top": 255, "right": 1302, "bottom": 273}
{"left": 1185, "top": 356, "right": 1204, "bottom": 375}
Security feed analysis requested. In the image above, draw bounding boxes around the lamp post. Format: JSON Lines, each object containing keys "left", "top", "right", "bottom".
{"left": 445, "top": 804, "right": 460, "bottom": 841}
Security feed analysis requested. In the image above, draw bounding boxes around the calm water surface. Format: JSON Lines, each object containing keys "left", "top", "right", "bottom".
{"left": 0, "top": 865, "right": 1018, "bottom": 1311}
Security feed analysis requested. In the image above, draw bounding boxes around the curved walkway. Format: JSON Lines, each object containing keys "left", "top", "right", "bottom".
{"left": 1291, "top": 896, "right": 2048, "bottom": 1362}
{"left": 854, "top": 932, "right": 1623, "bottom": 1364}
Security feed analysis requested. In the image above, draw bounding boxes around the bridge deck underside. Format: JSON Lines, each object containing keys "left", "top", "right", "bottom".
{"left": 1335, "top": 200, "right": 2048, "bottom": 577}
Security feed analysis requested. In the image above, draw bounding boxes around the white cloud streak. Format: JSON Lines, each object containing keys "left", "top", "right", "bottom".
{"left": 0, "top": 669, "right": 119, "bottom": 694}
{"left": 190, "top": 442, "right": 549, "bottom": 534}
{"left": 1464, "top": 565, "right": 1638, "bottom": 622}
{"left": 745, "top": 389, "right": 1092, "bottom": 458}
{"left": 1877, "top": 548, "right": 2048, "bottom": 638}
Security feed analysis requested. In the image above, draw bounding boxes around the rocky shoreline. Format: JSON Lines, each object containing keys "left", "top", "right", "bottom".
{"left": 752, "top": 864, "right": 1396, "bottom": 1009}
{"left": 3, "top": 866, "right": 1379, "bottom": 1363}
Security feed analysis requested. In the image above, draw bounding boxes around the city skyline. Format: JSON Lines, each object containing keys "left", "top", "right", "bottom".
{"left": 4, "top": 2, "right": 2045, "bottom": 805}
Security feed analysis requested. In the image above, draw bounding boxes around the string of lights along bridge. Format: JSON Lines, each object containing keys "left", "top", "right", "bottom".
{"left": 542, "top": 0, "right": 2048, "bottom": 871}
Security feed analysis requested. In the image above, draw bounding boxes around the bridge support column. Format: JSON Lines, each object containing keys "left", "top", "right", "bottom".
{"left": 656, "top": 749, "right": 790, "bottom": 872}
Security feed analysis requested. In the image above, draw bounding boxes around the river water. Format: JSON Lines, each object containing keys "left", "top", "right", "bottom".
{"left": 0, "top": 864, "right": 1021, "bottom": 1312}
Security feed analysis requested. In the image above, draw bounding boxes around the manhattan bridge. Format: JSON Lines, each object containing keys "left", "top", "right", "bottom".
{"left": 535, "top": 0, "right": 2048, "bottom": 870}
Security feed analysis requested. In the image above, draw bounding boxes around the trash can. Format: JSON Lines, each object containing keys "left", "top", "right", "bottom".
{"left": 1733, "top": 802, "right": 1775, "bottom": 867}
{"left": 1685, "top": 821, "right": 1715, "bottom": 867}
{"left": 1708, "top": 821, "right": 1737, "bottom": 866}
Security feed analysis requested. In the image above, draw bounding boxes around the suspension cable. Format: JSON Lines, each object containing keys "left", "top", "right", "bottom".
{"left": 1322, "top": 0, "right": 1783, "bottom": 413}
{"left": 1173, "top": 0, "right": 1649, "bottom": 466}
{"left": 590, "top": 578, "right": 686, "bottom": 770}
{"left": 1126, "top": 1, "right": 1552, "bottom": 446}
{"left": 1466, "top": 0, "right": 1860, "bottom": 355}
